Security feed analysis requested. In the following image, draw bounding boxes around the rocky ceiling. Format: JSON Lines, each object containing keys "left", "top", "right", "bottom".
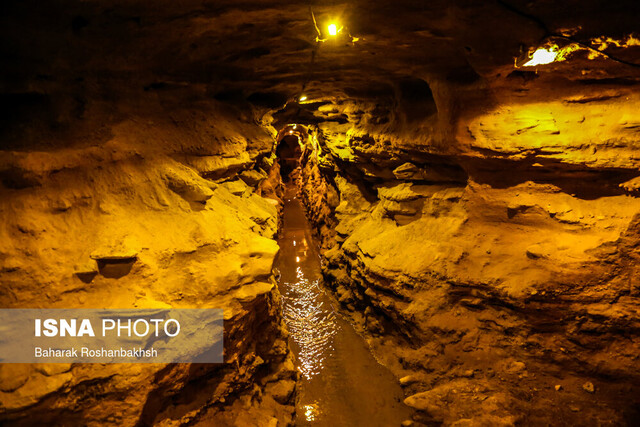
{"left": 3, "top": 0, "right": 640, "bottom": 149}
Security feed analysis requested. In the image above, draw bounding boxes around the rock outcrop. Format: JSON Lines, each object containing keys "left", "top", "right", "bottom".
{"left": 0, "top": 84, "right": 297, "bottom": 424}
{"left": 291, "top": 83, "right": 640, "bottom": 425}
{"left": 281, "top": 15, "right": 640, "bottom": 422}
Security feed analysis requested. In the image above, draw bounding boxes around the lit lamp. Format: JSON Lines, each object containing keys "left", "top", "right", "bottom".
{"left": 310, "top": 12, "right": 357, "bottom": 43}
{"left": 299, "top": 95, "right": 308, "bottom": 102}
{"left": 515, "top": 42, "right": 581, "bottom": 68}
{"left": 523, "top": 47, "right": 558, "bottom": 67}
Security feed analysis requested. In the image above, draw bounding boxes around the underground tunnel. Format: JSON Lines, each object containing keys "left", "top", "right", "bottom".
{"left": 1, "top": 1, "right": 640, "bottom": 426}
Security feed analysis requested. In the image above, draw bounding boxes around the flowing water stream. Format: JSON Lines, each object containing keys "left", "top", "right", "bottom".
{"left": 275, "top": 183, "right": 412, "bottom": 426}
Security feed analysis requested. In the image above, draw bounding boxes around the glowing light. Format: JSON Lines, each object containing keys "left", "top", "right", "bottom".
{"left": 519, "top": 33, "right": 640, "bottom": 68}
{"left": 328, "top": 24, "right": 337, "bottom": 36}
{"left": 304, "top": 404, "right": 320, "bottom": 421}
{"left": 590, "top": 34, "right": 640, "bottom": 50}
{"left": 289, "top": 130, "right": 294, "bottom": 134}
{"left": 521, "top": 43, "right": 581, "bottom": 67}
{"left": 296, "top": 256, "right": 300, "bottom": 263}
{"left": 299, "top": 95, "right": 307, "bottom": 102}
{"left": 523, "top": 48, "right": 558, "bottom": 66}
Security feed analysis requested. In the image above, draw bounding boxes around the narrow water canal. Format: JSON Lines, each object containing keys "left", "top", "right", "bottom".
{"left": 275, "top": 183, "right": 412, "bottom": 426}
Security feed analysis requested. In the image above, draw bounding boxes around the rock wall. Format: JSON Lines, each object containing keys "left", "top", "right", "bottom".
{"left": 0, "top": 87, "right": 297, "bottom": 425}
{"left": 293, "top": 82, "right": 640, "bottom": 425}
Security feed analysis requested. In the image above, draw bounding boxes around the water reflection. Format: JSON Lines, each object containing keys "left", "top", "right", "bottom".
{"left": 276, "top": 185, "right": 412, "bottom": 426}
{"left": 304, "top": 403, "right": 320, "bottom": 422}
{"left": 282, "top": 266, "right": 336, "bottom": 380}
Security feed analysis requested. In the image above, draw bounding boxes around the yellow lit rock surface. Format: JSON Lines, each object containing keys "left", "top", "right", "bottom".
{"left": 292, "top": 63, "right": 640, "bottom": 426}
{"left": 0, "top": 92, "right": 296, "bottom": 425}
{"left": 2, "top": 0, "right": 640, "bottom": 425}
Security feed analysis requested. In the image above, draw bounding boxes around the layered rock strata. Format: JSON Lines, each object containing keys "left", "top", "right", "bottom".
{"left": 291, "top": 84, "right": 640, "bottom": 425}
{"left": 0, "top": 91, "right": 296, "bottom": 426}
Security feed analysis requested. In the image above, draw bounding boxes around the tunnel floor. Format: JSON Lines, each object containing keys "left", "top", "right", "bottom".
{"left": 275, "top": 183, "right": 412, "bottom": 426}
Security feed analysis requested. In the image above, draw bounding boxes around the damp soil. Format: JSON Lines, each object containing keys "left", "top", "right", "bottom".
{"left": 275, "top": 183, "right": 412, "bottom": 426}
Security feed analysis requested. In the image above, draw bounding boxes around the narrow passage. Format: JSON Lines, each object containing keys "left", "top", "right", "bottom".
{"left": 275, "top": 183, "right": 411, "bottom": 426}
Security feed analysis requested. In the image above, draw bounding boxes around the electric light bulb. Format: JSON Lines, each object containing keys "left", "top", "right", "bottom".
{"left": 328, "top": 24, "right": 337, "bottom": 36}
{"left": 299, "top": 95, "right": 308, "bottom": 102}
